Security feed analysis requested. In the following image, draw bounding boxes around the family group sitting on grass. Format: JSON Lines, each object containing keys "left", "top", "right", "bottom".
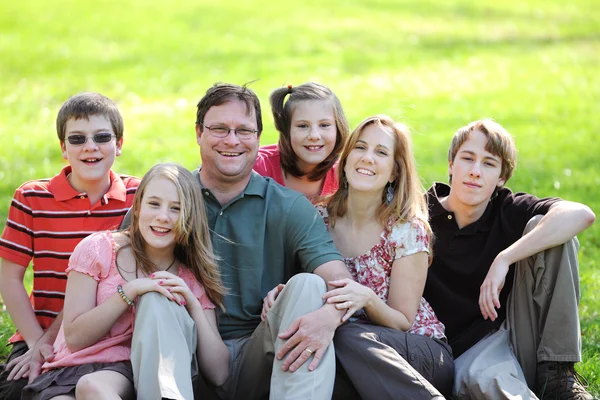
{"left": 0, "top": 83, "right": 595, "bottom": 400}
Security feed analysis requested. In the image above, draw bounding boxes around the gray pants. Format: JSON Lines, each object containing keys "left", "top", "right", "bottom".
{"left": 214, "top": 273, "right": 336, "bottom": 400}
{"left": 454, "top": 215, "right": 582, "bottom": 399}
{"left": 131, "top": 292, "right": 198, "bottom": 400}
{"left": 333, "top": 323, "right": 453, "bottom": 400}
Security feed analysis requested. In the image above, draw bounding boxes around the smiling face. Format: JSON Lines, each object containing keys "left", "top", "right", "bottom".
{"left": 289, "top": 100, "right": 337, "bottom": 174}
{"left": 138, "top": 176, "right": 180, "bottom": 254}
{"left": 344, "top": 123, "right": 396, "bottom": 196}
{"left": 196, "top": 99, "right": 259, "bottom": 188}
{"left": 61, "top": 115, "right": 122, "bottom": 192}
{"left": 448, "top": 129, "right": 505, "bottom": 209}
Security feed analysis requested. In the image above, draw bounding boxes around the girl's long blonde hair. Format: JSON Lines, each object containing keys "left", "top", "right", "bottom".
{"left": 127, "top": 163, "right": 225, "bottom": 309}
{"left": 324, "top": 115, "right": 432, "bottom": 254}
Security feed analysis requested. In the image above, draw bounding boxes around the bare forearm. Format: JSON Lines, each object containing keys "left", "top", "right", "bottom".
{"left": 64, "top": 290, "right": 131, "bottom": 352}
{"left": 502, "top": 201, "right": 595, "bottom": 265}
{"left": 188, "top": 307, "right": 229, "bottom": 386}
{"left": 314, "top": 260, "right": 353, "bottom": 290}
{"left": 314, "top": 261, "right": 353, "bottom": 325}
{"left": 363, "top": 294, "right": 411, "bottom": 331}
{"left": 0, "top": 280, "right": 44, "bottom": 347}
{"left": 38, "top": 312, "right": 63, "bottom": 345}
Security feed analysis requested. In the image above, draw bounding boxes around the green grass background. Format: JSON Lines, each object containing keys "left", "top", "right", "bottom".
{"left": 0, "top": 0, "right": 598, "bottom": 395}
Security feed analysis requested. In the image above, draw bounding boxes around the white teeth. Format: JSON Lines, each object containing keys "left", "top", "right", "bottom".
{"left": 152, "top": 227, "right": 170, "bottom": 233}
{"left": 83, "top": 158, "right": 100, "bottom": 162}
{"left": 306, "top": 146, "right": 322, "bottom": 150}
{"left": 357, "top": 168, "right": 375, "bottom": 176}
{"left": 219, "top": 152, "right": 240, "bottom": 156}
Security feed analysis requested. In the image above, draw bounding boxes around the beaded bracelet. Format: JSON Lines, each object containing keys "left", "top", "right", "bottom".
{"left": 117, "top": 284, "right": 135, "bottom": 306}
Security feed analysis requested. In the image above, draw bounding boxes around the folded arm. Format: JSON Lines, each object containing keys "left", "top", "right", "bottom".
{"left": 480, "top": 200, "right": 596, "bottom": 320}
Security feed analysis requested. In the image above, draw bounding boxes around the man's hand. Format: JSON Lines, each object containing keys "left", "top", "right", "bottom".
{"left": 322, "top": 279, "right": 373, "bottom": 322}
{"left": 261, "top": 284, "right": 285, "bottom": 321}
{"left": 479, "top": 254, "right": 510, "bottom": 321}
{"left": 276, "top": 307, "right": 339, "bottom": 373}
{"left": 6, "top": 342, "right": 54, "bottom": 382}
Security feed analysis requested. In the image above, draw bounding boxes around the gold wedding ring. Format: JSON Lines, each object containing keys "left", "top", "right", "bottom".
{"left": 304, "top": 348, "right": 314, "bottom": 355}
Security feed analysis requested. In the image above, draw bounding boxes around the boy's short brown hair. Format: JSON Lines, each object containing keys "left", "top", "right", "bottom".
{"left": 56, "top": 92, "right": 123, "bottom": 142}
{"left": 448, "top": 119, "right": 517, "bottom": 184}
{"left": 196, "top": 83, "right": 263, "bottom": 135}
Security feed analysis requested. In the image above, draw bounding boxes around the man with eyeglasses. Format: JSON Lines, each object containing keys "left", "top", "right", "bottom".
{"left": 126, "top": 83, "right": 352, "bottom": 400}
{"left": 0, "top": 92, "right": 139, "bottom": 399}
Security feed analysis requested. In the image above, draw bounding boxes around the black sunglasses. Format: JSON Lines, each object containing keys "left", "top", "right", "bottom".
{"left": 66, "top": 133, "right": 116, "bottom": 146}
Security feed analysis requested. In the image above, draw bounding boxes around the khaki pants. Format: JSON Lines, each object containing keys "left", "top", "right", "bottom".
{"left": 131, "top": 292, "right": 198, "bottom": 400}
{"left": 216, "top": 273, "right": 336, "bottom": 400}
{"left": 454, "top": 215, "right": 582, "bottom": 399}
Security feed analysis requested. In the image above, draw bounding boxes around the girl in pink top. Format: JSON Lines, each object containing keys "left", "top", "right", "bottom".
{"left": 253, "top": 82, "right": 349, "bottom": 201}
{"left": 23, "top": 163, "right": 228, "bottom": 400}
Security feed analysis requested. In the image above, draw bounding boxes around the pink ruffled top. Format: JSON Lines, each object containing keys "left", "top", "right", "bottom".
{"left": 43, "top": 231, "right": 215, "bottom": 370}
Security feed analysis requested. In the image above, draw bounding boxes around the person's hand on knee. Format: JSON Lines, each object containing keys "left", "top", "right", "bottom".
{"left": 261, "top": 284, "right": 285, "bottom": 321}
{"left": 276, "top": 307, "right": 338, "bottom": 372}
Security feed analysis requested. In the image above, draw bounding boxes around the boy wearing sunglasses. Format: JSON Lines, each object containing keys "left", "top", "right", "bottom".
{"left": 0, "top": 92, "right": 139, "bottom": 399}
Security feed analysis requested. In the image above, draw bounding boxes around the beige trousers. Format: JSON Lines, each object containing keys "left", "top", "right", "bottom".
{"left": 216, "top": 273, "right": 336, "bottom": 400}
{"left": 454, "top": 215, "right": 582, "bottom": 399}
{"left": 131, "top": 292, "right": 198, "bottom": 400}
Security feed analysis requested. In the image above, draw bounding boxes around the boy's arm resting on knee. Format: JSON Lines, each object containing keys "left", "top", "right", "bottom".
{"left": 479, "top": 200, "right": 596, "bottom": 321}
{"left": 0, "top": 258, "right": 44, "bottom": 347}
{"left": 496, "top": 200, "right": 594, "bottom": 267}
{"left": 276, "top": 260, "right": 350, "bottom": 373}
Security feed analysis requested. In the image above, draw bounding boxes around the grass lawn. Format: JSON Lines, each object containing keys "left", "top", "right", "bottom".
{"left": 1, "top": 0, "right": 599, "bottom": 395}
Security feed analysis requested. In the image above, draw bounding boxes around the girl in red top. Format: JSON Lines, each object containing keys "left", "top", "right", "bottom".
{"left": 253, "top": 82, "right": 350, "bottom": 201}
{"left": 23, "top": 163, "right": 228, "bottom": 400}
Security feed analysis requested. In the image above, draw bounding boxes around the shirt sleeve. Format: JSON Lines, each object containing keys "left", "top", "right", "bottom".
{"left": 285, "top": 196, "right": 342, "bottom": 273}
{"left": 391, "top": 218, "right": 430, "bottom": 259}
{"left": 501, "top": 191, "right": 561, "bottom": 229}
{"left": 0, "top": 185, "right": 35, "bottom": 267}
{"left": 66, "top": 232, "right": 114, "bottom": 281}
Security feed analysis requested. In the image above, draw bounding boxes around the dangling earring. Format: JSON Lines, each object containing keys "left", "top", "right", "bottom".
{"left": 343, "top": 175, "right": 348, "bottom": 198}
{"left": 385, "top": 183, "right": 394, "bottom": 206}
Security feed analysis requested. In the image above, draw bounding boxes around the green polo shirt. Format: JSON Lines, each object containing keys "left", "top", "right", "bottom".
{"left": 194, "top": 169, "right": 342, "bottom": 340}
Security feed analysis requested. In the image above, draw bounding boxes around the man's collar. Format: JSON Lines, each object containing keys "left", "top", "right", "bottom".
{"left": 194, "top": 167, "right": 266, "bottom": 199}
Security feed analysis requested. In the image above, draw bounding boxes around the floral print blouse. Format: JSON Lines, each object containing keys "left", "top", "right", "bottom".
{"left": 317, "top": 206, "right": 447, "bottom": 341}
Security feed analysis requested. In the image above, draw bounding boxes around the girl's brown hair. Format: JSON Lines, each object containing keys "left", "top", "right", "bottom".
{"left": 270, "top": 82, "right": 349, "bottom": 181}
{"left": 127, "top": 163, "right": 225, "bottom": 309}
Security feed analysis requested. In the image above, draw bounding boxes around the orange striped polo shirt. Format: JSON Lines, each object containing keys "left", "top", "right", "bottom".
{"left": 0, "top": 165, "right": 139, "bottom": 343}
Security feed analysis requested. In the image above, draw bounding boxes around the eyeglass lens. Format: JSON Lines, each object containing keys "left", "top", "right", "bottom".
{"left": 67, "top": 133, "right": 115, "bottom": 145}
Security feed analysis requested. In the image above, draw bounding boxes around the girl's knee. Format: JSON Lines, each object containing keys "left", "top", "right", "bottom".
{"left": 75, "top": 374, "right": 105, "bottom": 398}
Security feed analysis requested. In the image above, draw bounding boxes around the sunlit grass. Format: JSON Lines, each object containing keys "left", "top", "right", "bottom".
{"left": 0, "top": 0, "right": 598, "bottom": 395}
